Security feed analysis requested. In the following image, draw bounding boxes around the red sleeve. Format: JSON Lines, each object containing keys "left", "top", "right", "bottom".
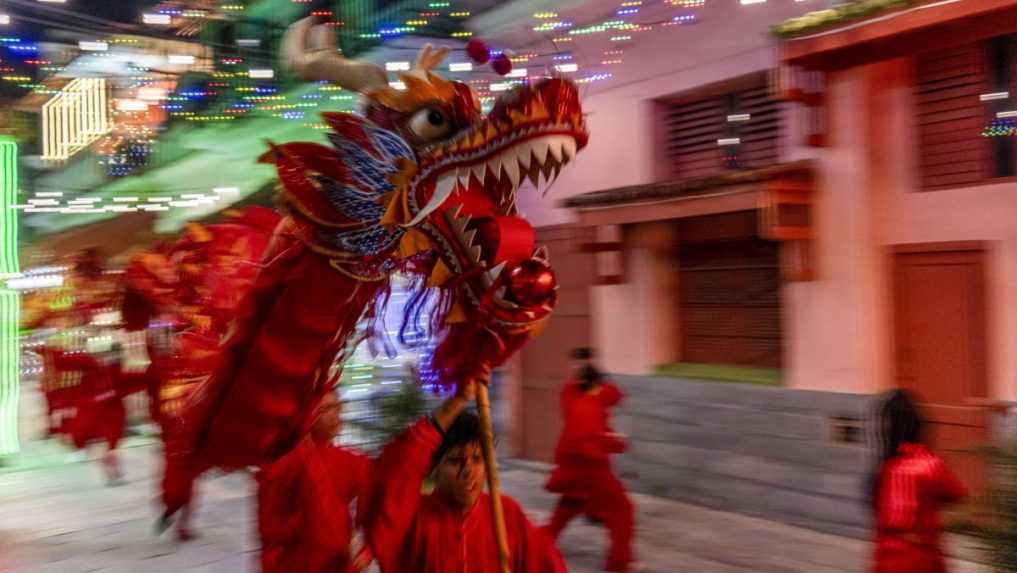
{"left": 600, "top": 382, "right": 624, "bottom": 408}
{"left": 256, "top": 439, "right": 310, "bottom": 550}
{"left": 362, "top": 417, "right": 441, "bottom": 572}
{"left": 505, "top": 498, "right": 568, "bottom": 573}
{"left": 601, "top": 432, "right": 628, "bottom": 454}
{"left": 932, "top": 456, "right": 967, "bottom": 504}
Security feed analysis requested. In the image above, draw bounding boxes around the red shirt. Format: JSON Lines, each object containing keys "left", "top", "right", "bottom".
{"left": 546, "top": 381, "right": 626, "bottom": 497}
{"left": 873, "top": 443, "right": 967, "bottom": 573}
{"left": 257, "top": 436, "right": 372, "bottom": 573}
{"left": 364, "top": 418, "right": 566, "bottom": 573}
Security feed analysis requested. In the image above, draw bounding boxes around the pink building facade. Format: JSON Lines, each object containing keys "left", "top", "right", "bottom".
{"left": 505, "top": 0, "right": 1017, "bottom": 475}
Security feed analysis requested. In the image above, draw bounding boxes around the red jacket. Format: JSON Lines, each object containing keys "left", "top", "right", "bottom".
{"left": 546, "top": 381, "right": 626, "bottom": 497}
{"left": 364, "top": 418, "right": 566, "bottom": 573}
{"left": 872, "top": 443, "right": 967, "bottom": 573}
{"left": 257, "top": 436, "right": 372, "bottom": 573}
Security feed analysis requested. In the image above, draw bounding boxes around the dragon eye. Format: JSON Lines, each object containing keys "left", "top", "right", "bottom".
{"left": 409, "top": 107, "right": 452, "bottom": 141}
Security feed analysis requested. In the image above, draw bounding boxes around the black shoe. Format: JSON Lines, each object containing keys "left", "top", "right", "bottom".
{"left": 155, "top": 511, "right": 175, "bottom": 537}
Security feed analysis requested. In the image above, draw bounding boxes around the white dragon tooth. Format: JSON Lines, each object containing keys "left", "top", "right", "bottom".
{"left": 502, "top": 155, "right": 520, "bottom": 189}
{"left": 471, "top": 163, "right": 486, "bottom": 184}
{"left": 486, "top": 154, "right": 504, "bottom": 181}
{"left": 533, "top": 246, "right": 549, "bottom": 261}
{"left": 457, "top": 169, "right": 471, "bottom": 191}
{"left": 481, "top": 261, "right": 507, "bottom": 287}
{"left": 448, "top": 209, "right": 469, "bottom": 233}
{"left": 449, "top": 203, "right": 464, "bottom": 219}
{"left": 469, "top": 245, "right": 484, "bottom": 263}
{"left": 562, "top": 138, "right": 577, "bottom": 162}
{"left": 462, "top": 228, "right": 478, "bottom": 248}
{"left": 516, "top": 145, "right": 533, "bottom": 170}
{"left": 532, "top": 137, "right": 551, "bottom": 165}
{"left": 404, "top": 173, "right": 456, "bottom": 227}
{"left": 548, "top": 137, "right": 564, "bottom": 163}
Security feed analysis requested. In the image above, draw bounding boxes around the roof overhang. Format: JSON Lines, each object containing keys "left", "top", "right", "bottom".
{"left": 781, "top": 0, "right": 1017, "bottom": 70}
{"left": 563, "top": 161, "right": 815, "bottom": 227}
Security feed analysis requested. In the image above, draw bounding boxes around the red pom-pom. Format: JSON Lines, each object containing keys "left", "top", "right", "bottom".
{"left": 466, "top": 38, "right": 490, "bottom": 65}
{"left": 491, "top": 53, "right": 513, "bottom": 76}
{"left": 505, "top": 258, "right": 556, "bottom": 307}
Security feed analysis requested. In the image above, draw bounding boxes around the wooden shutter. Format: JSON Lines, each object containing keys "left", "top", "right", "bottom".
{"left": 663, "top": 96, "right": 726, "bottom": 180}
{"left": 915, "top": 43, "right": 991, "bottom": 190}
{"left": 737, "top": 84, "right": 782, "bottom": 169}
{"left": 676, "top": 212, "right": 783, "bottom": 368}
{"left": 662, "top": 80, "right": 782, "bottom": 181}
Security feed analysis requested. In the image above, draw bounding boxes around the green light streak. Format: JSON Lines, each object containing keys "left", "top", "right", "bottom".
{"left": 0, "top": 137, "right": 19, "bottom": 455}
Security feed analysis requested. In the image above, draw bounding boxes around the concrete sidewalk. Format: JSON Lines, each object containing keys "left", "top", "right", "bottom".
{"left": 0, "top": 441, "right": 988, "bottom": 573}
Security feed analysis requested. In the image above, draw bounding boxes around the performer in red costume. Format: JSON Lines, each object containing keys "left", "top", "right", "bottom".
{"left": 256, "top": 390, "right": 372, "bottom": 573}
{"left": 119, "top": 209, "right": 281, "bottom": 541}
{"left": 61, "top": 349, "right": 126, "bottom": 485}
{"left": 870, "top": 390, "right": 966, "bottom": 573}
{"left": 545, "top": 347, "right": 634, "bottom": 573}
{"left": 360, "top": 377, "right": 566, "bottom": 573}
{"left": 60, "top": 249, "right": 127, "bottom": 485}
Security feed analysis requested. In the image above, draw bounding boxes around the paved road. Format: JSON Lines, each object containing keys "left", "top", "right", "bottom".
{"left": 0, "top": 440, "right": 988, "bottom": 572}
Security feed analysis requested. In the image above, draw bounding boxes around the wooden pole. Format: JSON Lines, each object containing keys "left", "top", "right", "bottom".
{"left": 476, "top": 381, "right": 511, "bottom": 573}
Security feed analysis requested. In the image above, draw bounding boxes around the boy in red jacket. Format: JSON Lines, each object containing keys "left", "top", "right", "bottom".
{"left": 545, "top": 347, "right": 634, "bottom": 573}
{"left": 360, "top": 377, "right": 566, "bottom": 572}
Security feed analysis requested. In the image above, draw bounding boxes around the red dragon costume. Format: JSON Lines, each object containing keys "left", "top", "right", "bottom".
{"left": 159, "top": 17, "right": 589, "bottom": 562}
{"left": 120, "top": 207, "right": 280, "bottom": 538}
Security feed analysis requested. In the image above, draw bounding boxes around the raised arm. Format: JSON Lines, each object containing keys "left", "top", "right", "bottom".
{"left": 361, "top": 384, "right": 472, "bottom": 571}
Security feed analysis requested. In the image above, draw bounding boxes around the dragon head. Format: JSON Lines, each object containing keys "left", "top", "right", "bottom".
{"left": 263, "top": 19, "right": 588, "bottom": 382}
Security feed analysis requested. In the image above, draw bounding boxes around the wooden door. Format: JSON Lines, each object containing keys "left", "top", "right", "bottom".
{"left": 891, "top": 243, "right": 989, "bottom": 493}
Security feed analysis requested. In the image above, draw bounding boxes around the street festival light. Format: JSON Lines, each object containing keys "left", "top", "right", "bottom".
{"left": 41, "top": 78, "right": 111, "bottom": 161}
{"left": 0, "top": 137, "right": 19, "bottom": 456}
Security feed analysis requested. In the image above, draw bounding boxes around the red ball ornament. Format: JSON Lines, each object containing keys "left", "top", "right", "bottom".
{"left": 466, "top": 38, "right": 491, "bottom": 65}
{"left": 491, "top": 53, "right": 513, "bottom": 76}
{"left": 505, "top": 258, "right": 556, "bottom": 307}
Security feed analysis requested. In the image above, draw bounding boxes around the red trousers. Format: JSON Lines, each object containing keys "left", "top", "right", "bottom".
{"left": 70, "top": 397, "right": 125, "bottom": 450}
{"left": 547, "top": 473, "right": 634, "bottom": 572}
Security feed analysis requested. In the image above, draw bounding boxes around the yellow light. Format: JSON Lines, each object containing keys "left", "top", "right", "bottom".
{"left": 42, "top": 78, "right": 111, "bottom": 161}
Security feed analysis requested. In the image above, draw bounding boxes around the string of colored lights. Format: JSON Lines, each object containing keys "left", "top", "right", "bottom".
{"left": 0, "top": 0, "right": 712, "bottom": 220}
{"left": 0, "top": 137, "right": 19, "bottom": 456}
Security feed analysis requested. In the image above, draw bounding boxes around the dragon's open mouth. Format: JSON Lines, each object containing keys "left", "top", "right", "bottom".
{"left": 412, "top": 130, "right": 581, "bottom": 222}
{"left": 407, "top": 78, "right": 587, "bottom": 226}
{"left": 404, "top": 78, "right": 586, "bottom": 322}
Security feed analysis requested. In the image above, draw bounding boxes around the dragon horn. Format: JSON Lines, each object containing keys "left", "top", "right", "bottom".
{"left": 282, "top": 17, "right": 388, "bottom": 93}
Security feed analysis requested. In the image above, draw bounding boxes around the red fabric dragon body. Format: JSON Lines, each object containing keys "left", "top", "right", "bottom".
{"left": 158, "top": 18, "right": 589, "bottom": 518}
